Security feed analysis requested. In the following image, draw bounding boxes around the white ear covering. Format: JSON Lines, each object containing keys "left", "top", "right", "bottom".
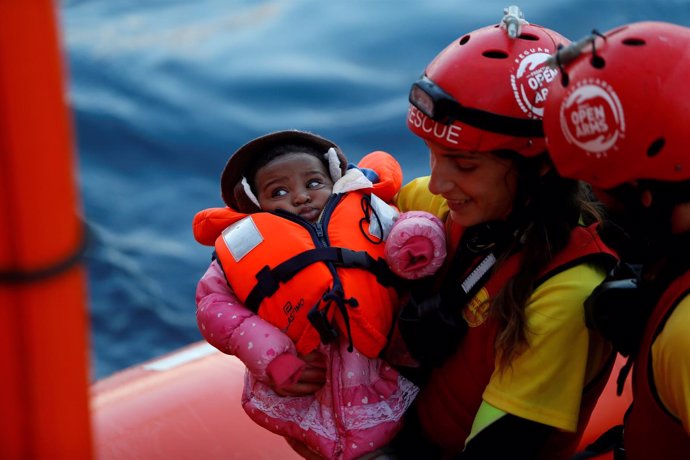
{"left": 241, "top": 176, "right": 261, "bottom": 209}
{"left": 325, "top": 147, "right": 342, "bottom": 182}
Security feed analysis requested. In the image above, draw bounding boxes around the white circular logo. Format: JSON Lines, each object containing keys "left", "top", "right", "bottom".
{"left": 510, "top": 49, "right": 559, "bottom": 119}
{"left": 559, "top": 78, "right": 626, "bottom": 157}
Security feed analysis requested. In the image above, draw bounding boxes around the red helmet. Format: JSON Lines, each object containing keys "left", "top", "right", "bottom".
{"left": 544, "top": 21, "right": 690, "bottom": 189}
{"left": 408, "top": 14, "right": 570, "bottom": 156}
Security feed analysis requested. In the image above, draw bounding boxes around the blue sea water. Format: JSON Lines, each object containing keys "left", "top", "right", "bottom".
{"left": 59, "top": 0, "right": 690, "bottom": 380}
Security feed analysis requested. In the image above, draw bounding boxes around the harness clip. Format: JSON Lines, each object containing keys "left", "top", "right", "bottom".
{"left": 339, "top": 248, "right": 371, "bottom": 269}
{"left": 307, "top": 303, "right": 339, "bottom": 344}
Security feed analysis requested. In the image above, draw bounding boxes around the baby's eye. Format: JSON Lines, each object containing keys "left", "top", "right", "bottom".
{"left": 271, "top": 188, "right": 288, "bottom": 198}
{"left": 307, "top": 179, "right": 325, "bottom": 189}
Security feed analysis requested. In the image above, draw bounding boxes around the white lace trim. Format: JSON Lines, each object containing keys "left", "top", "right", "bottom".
{"left": 243, "top": 372, "right": 419, "bottom": 441}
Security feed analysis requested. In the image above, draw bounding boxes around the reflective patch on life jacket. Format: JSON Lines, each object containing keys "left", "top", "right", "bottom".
{"left": 221, "top": 216, "right": 264, "bottom": 262}
{"left": 368, "top": 193, "right": 399, "bottom": 241}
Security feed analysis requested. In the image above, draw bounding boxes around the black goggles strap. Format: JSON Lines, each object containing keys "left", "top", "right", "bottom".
{"left": 409, "top": 76, "right": 544, "bottom": 138}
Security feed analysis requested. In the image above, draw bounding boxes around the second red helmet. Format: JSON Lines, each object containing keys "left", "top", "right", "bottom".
{"left": 544, "top": 21, "right": 690, "bottom": 189}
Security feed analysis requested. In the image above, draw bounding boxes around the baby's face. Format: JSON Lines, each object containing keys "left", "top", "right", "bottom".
{"left": 254, "top": 152, "right": 334, "bottom": 222}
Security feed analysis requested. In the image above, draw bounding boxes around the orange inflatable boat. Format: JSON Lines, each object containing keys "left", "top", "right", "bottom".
{"left": 90, "top": 341, "right": 632, "bottom": 459}
{"left": 91, "top": 342, "right": 301, "bottom": 459}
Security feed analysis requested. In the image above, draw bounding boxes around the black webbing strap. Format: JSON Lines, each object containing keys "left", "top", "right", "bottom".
{"left": 0, "top": 222, "right": 89, "bottom": 285}
{"left": 454, "top": 104, "right": 544, "bottom": 138}
{"left": 244, "top": 247, "right": 394, "bottom": 312}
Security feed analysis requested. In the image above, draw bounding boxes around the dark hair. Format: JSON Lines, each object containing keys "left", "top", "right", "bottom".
{"left": 244, "top": 142, "right": 329, "bottom": 194}
{"left": 489, "top": 152, "right": 604, "bottom": 369}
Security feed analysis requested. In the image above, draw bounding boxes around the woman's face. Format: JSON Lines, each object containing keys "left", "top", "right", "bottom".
{"left": 427, "top": 141, "right": 518, "bottom": 227}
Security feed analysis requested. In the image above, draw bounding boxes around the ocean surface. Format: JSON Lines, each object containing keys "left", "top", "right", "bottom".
{"left": 59, "top": 0, "right": 690, "bottom": 380}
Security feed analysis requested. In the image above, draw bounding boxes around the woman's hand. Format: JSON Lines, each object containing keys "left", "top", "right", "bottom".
{"left": 274, "top": 350, "right": 327, "bottom": 396}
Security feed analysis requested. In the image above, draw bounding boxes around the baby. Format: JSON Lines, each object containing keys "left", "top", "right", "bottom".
{"left": 194, "top": 130, "right": 445, "bottom": 459}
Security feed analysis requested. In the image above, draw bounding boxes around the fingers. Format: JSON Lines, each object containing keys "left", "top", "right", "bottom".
{"left": 273, "top": 350, "right": 327, "bottom": 396}
{"left": 299, "top": 365, "right": 327, "bottom": 384}
{"left": 300, "top": 350, "right": 327, "bottom": 369}
{"left": 274, "top": 380, "right": 326, "bottom": 397}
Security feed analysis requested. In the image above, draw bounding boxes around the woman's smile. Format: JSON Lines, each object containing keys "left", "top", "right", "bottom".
{"left": 427, "top": 142, "right": 517, "bottom": 227}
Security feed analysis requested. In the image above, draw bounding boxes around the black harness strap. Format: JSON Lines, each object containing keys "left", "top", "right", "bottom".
{"left": 0, "top": 222, "right": 89, "bottom": 285}
{"left": 244, "top": 247, "right": 395, "bottom": 312}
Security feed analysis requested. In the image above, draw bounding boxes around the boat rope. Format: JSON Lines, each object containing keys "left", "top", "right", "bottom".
{"left": 0, "top": 220, "right": 89, "bottom": 284}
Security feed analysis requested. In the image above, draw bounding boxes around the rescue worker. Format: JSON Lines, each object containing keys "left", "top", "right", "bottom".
{"left": 543, "top": 20, "right": 690, "bottom": 460}
{"left": 390, "top": 7, "right": 619, "bottom": 459}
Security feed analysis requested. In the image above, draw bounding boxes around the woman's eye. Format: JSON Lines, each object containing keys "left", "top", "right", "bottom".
{"left": 456, "top": 162, "right": 477, "bottom": 172}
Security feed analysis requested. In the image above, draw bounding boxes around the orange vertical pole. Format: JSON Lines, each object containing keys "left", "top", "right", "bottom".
{"left": 0, "top": 1, "right": 93, "bottom": 459}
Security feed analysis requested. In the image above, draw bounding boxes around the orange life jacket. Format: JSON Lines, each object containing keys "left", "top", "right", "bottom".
{"left": 193, "top": 151, "right": 404, "bottom": 357}
{"left": 209, "top": 191, "right": 400, "bottom": 358}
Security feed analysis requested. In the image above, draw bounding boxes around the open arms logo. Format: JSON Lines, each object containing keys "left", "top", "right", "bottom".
{"left": 559, "top": 78, "right": 625, "bottom": 157}
{"left": 510, "top": 48, "right": 559, "bottom": 119}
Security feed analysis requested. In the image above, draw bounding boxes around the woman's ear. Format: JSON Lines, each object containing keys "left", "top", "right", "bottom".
{"left": 640, "top": 189, "right": 653, "bottom": 208}
{"left": 538, "top": 159, "right": 553, "bottom": 178}
{"left": 671, "top": 201, "right": 690, "bottom": 234}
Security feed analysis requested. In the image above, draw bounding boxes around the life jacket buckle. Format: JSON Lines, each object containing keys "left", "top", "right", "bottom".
{"left": 338, "top": 249, "right": 370, "bottom": 269}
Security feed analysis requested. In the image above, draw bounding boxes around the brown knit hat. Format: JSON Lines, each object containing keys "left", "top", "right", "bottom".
{"left": 220, "top": 130, "right": 348, "bottom": 213}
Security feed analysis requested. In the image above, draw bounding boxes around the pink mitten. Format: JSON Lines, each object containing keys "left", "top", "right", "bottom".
{"left": 266, "top": 353, "right": 307, "bottom": 390}
{"left": 385, "top": 211, "right": 446, "bottom": 279}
